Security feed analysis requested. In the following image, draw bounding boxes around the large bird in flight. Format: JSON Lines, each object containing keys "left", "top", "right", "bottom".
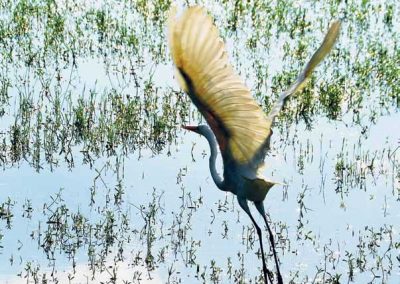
{"left": 168, "top": 6, "right": 340, "bottom": 284}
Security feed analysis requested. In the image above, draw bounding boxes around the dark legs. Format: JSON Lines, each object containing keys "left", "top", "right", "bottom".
{"left": 255, "top": 202, "right": 283, "bottom": 284}
{"left": 238, "top": 198, "right": 273, "bottom": 284}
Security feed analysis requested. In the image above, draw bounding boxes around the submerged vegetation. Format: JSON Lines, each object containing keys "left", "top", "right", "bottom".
{"left": 0, "top": 0, "right": 399, "bottom": 283}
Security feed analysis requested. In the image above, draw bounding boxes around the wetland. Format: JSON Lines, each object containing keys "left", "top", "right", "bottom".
{"left": 0, "top": 0, "right": 399, "bottom": 283}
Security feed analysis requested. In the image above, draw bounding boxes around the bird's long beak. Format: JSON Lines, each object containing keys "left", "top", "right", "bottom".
{"left": 182, "top": 125, "right": 199, "bottom": 133}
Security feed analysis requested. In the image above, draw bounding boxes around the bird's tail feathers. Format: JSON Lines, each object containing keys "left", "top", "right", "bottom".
{"left": 243, "top": 177, "right": 284, "bottom": 202}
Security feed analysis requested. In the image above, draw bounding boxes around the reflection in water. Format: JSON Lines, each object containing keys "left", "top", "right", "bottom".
{"left": 0, "top": 0, "right": 399, "bottom": 283}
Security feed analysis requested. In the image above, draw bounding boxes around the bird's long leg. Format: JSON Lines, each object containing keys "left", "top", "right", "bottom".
{"left": 255, "top": 202, "right": 283, "bottom": 284}
{"left": 238, "top": 197, "right": 273, "bottom": 284}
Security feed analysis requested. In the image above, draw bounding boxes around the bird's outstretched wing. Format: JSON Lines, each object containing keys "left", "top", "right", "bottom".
{"left": 168, "top": 6, "right": 272, "bottom": 164}
{"left": 245, "top": 20, "right": 341, "bottom": 172}
{"left": 267, "top": 20, "right": 341, "bottom": 122}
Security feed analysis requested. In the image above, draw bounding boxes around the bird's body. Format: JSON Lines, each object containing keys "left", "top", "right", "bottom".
{"left": 189, "top": 124, "right": 273, "bottom": 201}
{"left": 168, "top": 6, "right": 340, "bottom": 284}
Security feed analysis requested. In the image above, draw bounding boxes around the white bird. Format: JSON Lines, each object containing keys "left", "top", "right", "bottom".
{"left": 168, "top": 6, "right": 340, "bottom": 284}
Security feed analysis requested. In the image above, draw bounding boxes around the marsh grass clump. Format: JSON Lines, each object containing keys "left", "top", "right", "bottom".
{"left": 31, "top": 188, "right": 132, "bottom": 281}
{"left": 319, "top": 77, "right": 345, "bottom": 120}
{"left": 0, "top": 198, "right": 14, "bottom": 229}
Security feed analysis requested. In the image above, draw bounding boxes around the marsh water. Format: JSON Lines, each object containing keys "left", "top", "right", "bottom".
{"left": 0, "top": 0, "right": 399, "bottom": 283}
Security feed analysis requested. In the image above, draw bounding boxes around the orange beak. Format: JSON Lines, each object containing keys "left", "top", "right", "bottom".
{"left": 182, "top": 125, "right": 199, "bottom": 133}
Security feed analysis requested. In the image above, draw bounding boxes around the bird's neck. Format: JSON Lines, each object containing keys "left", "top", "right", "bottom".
{"left": 203, "top": 129, "right": 225, "bottom": 190}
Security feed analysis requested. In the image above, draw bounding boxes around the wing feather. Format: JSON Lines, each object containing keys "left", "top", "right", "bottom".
{"left": 169, "top": 6, "right": 271, "bottom": 164}
{"left": 267, "top": 21, "right": 341, "bottom": 122}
